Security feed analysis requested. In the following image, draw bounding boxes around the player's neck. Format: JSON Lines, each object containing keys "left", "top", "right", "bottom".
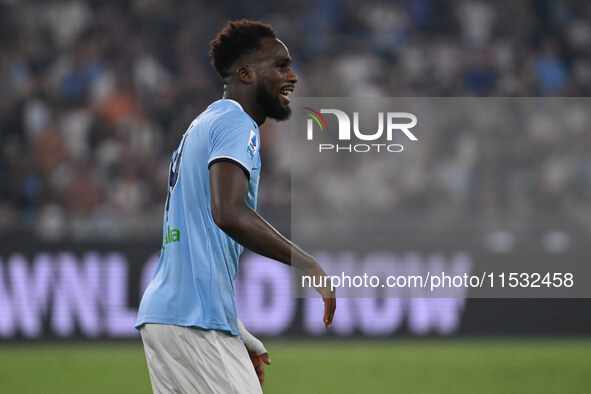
{"left": 222, "top": 91, "right": 266, "bottom": 126}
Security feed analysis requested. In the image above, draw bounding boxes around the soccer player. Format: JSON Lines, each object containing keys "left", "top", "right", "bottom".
{"left": 136, "top": 20, "right": 336, "bottom": 393}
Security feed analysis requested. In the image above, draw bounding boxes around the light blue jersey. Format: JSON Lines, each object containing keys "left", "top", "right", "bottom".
{"left": 136, "top": 99, "right": 261, "bottom": 336}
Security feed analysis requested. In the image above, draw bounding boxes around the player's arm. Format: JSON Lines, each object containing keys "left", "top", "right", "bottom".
{"left": 210, "top": 161, "right": 335, "bottom": 328}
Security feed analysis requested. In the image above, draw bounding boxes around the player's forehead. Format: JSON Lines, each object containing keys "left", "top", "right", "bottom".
{"left": 257, "top": 37, "right": 291, "bottom": 63}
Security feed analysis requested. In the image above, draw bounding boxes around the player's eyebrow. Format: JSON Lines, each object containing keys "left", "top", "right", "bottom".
{"left": 274, "top": 56, "right": 292, "bottom": 65}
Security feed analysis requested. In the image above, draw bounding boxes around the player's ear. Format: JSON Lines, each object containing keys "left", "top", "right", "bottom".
{"left": 236, "top": 66, "right": 254, "bottom": 84}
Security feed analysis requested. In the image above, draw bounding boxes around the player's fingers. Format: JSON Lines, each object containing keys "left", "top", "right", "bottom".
{"left": 259, "top": 368, "right": 265, "bottom": 387}
{"left": 261, "top": 352, "right": 271, "bottom": 365}
{"left": 255, "top": 362, "right": 264, "bottom": 375}
{"left": 255, "top": 360, "right": 265, "bottom": 386}
{"left": 323, "top": 297, "right": 336, "bottom": 328}
{"left": 323, "top": 298, "right": 329, "bottom": 327}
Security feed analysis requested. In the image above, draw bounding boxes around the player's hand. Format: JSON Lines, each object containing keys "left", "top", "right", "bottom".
{"left": 322, "top": 294, "right": 336, "bottom": 328}
{"left": 311, "top": 276, "right": 336, "bottom": 328}
{"left": 247, "top": 348, "right": 271, "bottom": 387}
{"left": 309, "top": 265, "right": 336, "bottom": 328}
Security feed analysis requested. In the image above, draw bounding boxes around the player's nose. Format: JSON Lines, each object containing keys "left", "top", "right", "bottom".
{"left": 287, "top": 68, "right": 298, "bottom": 84}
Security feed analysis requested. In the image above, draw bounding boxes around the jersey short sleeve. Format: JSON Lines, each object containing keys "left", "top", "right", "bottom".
{"left": 207, "top": 113, "right": 259, "bottom": 179}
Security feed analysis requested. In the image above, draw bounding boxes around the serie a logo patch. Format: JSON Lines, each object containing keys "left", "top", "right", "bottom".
{"left": 246, "top": 130, "right": 258, "bottom": 159}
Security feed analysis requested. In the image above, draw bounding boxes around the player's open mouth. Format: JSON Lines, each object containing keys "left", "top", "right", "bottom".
{"left": 280, "top": 86, "right": 294, "bottom": 104}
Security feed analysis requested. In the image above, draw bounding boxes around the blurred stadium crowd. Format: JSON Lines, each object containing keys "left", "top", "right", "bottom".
{"left": 1, "top": 0, "right": 590, "bottom": 240}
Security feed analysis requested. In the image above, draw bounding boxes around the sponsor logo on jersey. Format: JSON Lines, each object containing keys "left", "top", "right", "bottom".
{"left": 162, "top": 226, "right": 181, "bottom": 250}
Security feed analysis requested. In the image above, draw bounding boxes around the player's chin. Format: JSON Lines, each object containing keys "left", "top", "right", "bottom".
{"left": 269, "top": 110, "right": 291, "bottom": 121}
{"left": 267, "top": 104, "right": 291, "bottom": 121}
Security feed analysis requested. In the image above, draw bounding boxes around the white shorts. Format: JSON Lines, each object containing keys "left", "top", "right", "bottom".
{"left": 140, "top": 323, "right": 262, "bottom": 394}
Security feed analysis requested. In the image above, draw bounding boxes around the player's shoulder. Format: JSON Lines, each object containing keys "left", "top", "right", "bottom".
{"left": 208, "top": 99, "right": 257, "bottom": 131}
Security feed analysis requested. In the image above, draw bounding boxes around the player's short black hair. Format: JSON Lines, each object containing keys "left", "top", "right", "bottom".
{"left": 209, "top": 20, "right": 276, "bottom": 79}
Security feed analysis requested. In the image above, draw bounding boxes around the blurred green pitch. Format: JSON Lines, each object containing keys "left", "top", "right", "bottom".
{"left": 0, "top": 339, "right": 589, "bottom": 393}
